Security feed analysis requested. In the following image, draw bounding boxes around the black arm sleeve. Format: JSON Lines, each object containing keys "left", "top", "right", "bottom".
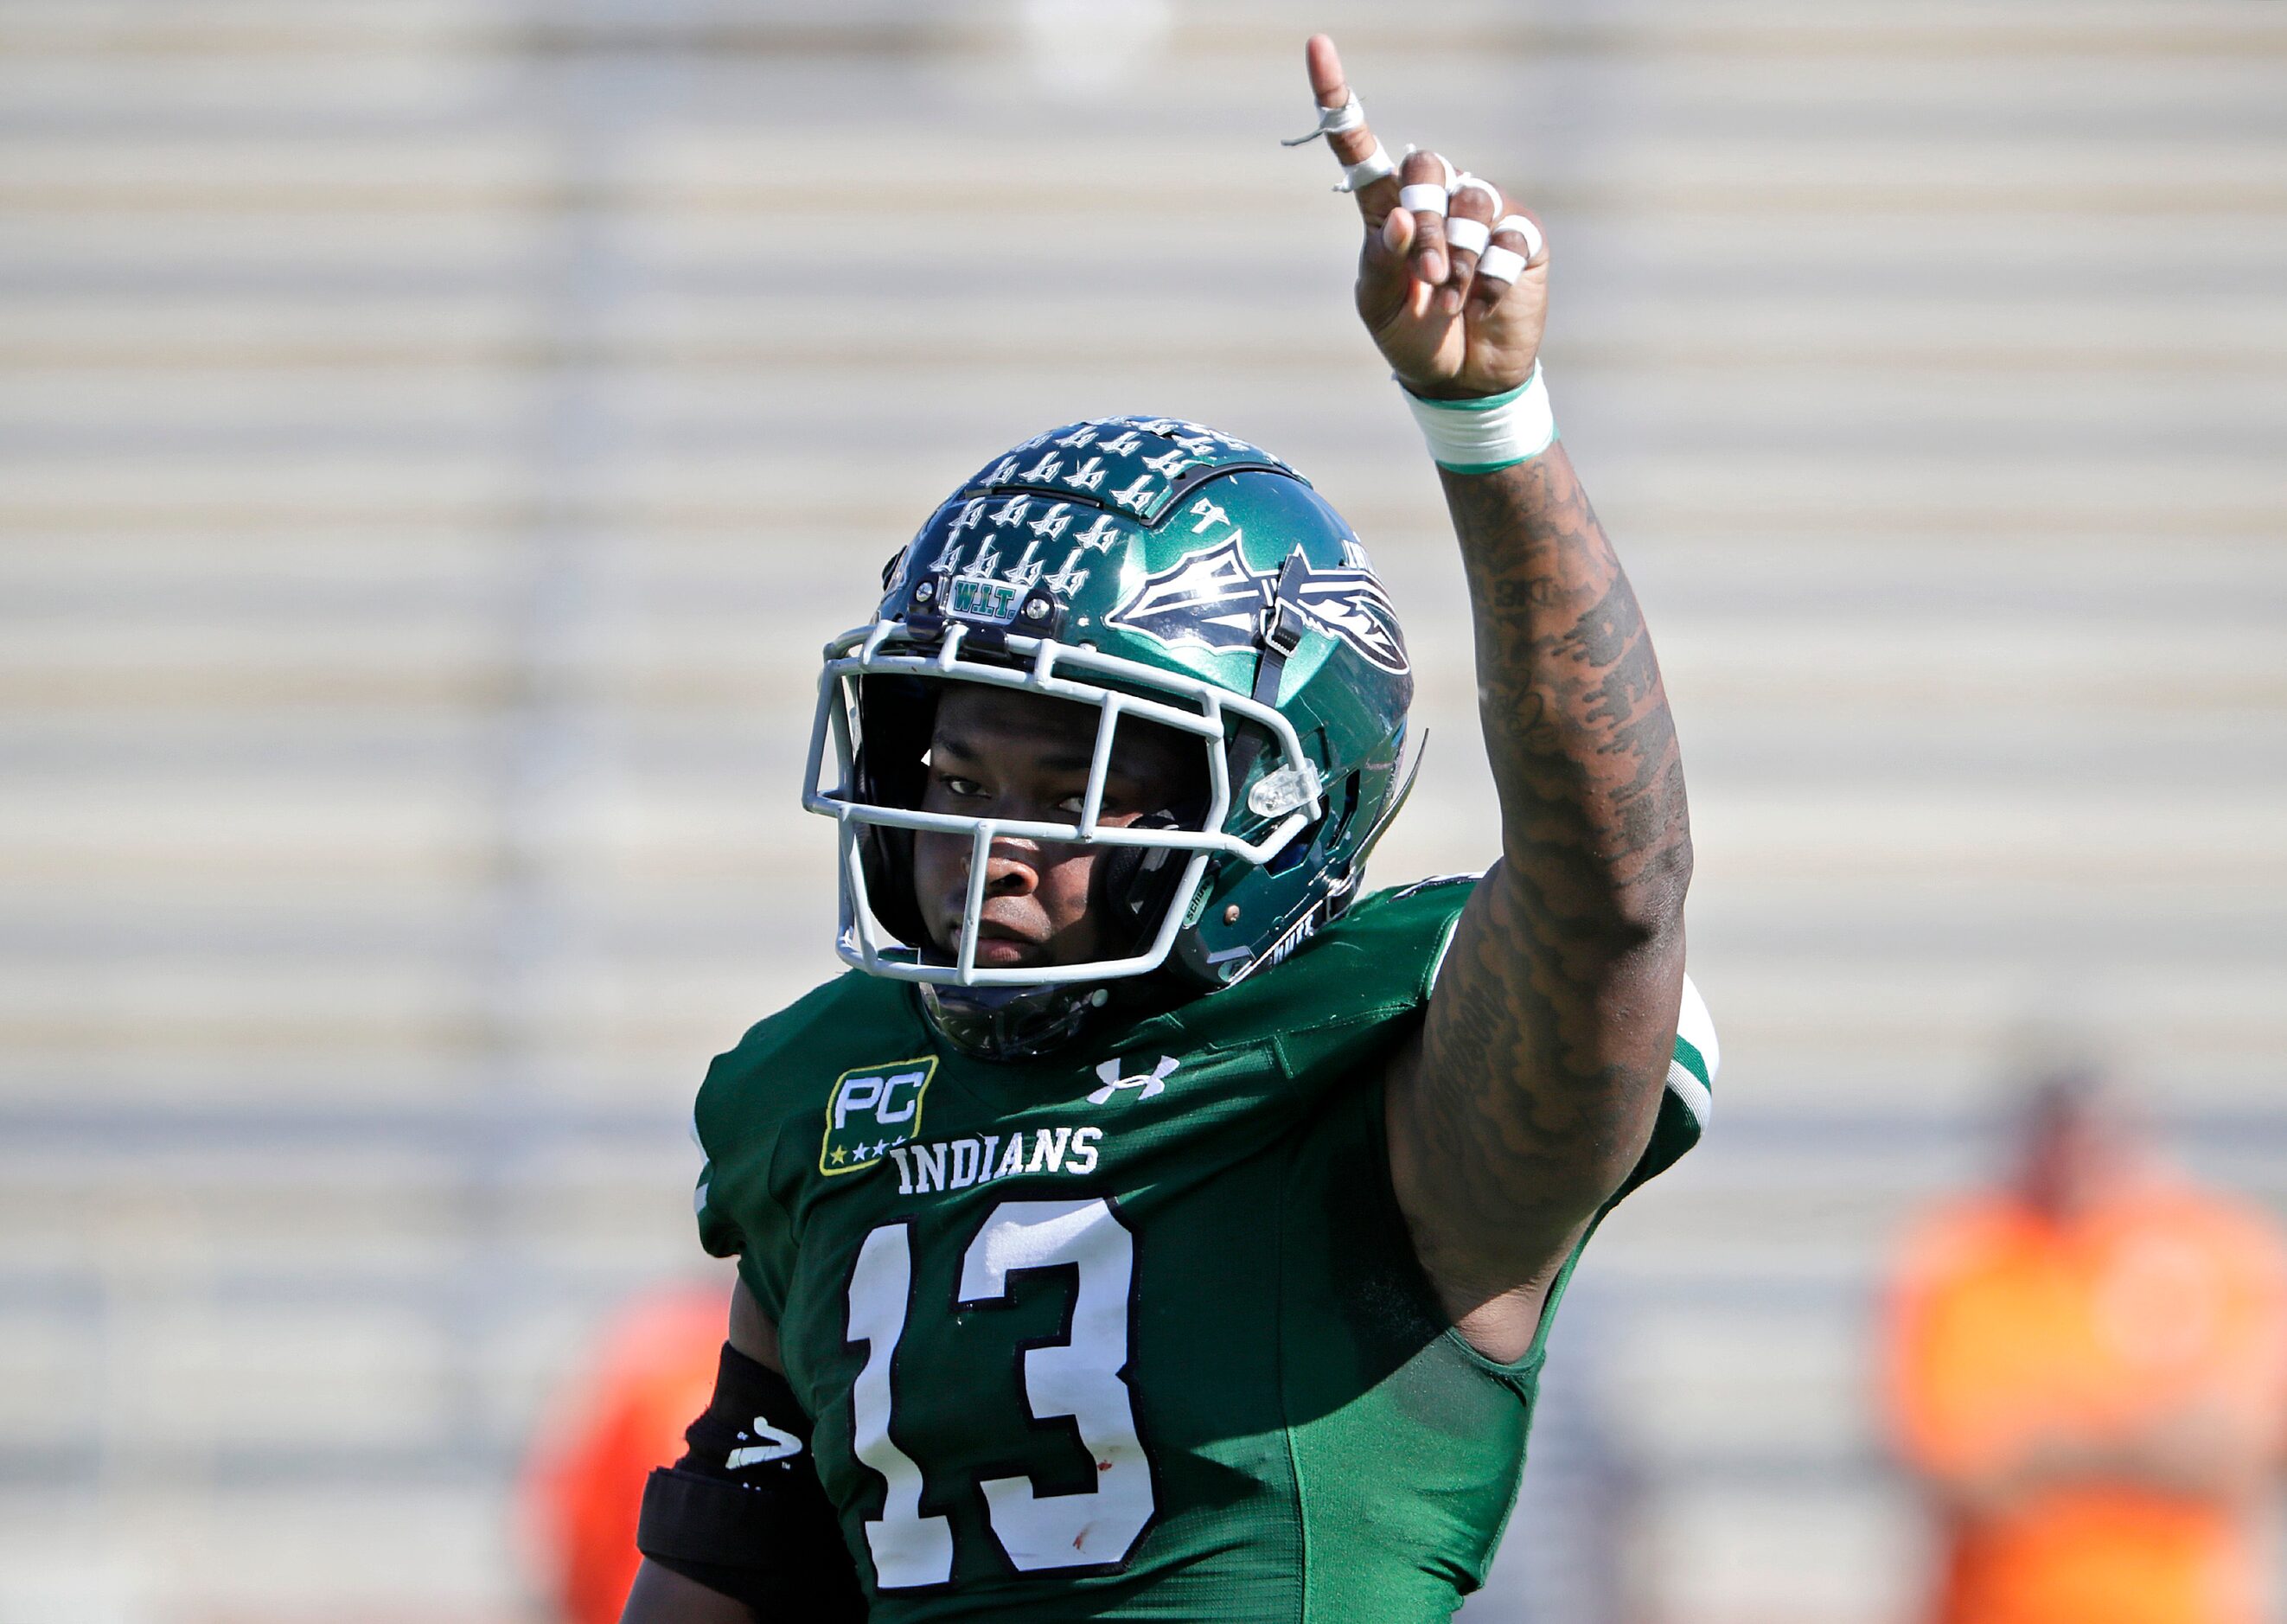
{"left": 636, "top": 1344, "right": 867, "bottom": 1621}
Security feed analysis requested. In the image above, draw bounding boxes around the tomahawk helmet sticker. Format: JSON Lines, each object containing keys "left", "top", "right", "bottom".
{"left": 1106, "top": 534, "right": 1409, "bottom": 676}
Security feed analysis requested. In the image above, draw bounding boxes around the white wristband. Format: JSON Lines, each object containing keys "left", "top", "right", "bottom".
{"left": 1402, "top": 363, "right": 1556, "bottom": 473}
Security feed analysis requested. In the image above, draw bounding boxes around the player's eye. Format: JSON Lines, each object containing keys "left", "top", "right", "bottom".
{"left": 937, "top": 773, "right": 984, "bottom": 799}
{"left": 1056, "top": 793, "right": 1087, "bottom": 817}
{"left": 1090, "top": 774, "right": 1150, "bottom": 819}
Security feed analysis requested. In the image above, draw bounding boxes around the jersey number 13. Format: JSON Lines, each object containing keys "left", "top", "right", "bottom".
{"left": 843, "top": 1196, "right": 1153, "bottom": 1589}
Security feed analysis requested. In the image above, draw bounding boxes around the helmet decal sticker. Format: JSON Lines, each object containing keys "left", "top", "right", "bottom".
{"left": 1071, "top": 514, "right": 1124, "bottom": 553}
{"left": 929, "top": 497, "right": 1114, "bottom": 623}
{"left": 955, "top": 417, "right": 1287, "bottom": 527}
{"left": 1027, "top": 502, "right": 1075, "bottom": 542}
{"left": 1105, "top": 534, "right": 1410, "bottom": 675}
{"left": 1109, "top": 473, "right": 1159, "bottom": 514}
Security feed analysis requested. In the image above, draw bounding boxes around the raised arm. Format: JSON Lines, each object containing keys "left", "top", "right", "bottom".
{"left": 1296, "top": 36, "right": 1692, "bottom": 1359}
{"left": 1399, "top": 441, "right": 1690, "bottom": 1358}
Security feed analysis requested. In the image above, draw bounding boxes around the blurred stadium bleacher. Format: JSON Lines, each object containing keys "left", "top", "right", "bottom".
{"left": 2, "top": 3, "right": 2284, "bottom": 1621}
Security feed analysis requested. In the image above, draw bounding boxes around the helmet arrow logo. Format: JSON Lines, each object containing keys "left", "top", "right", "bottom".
{"left": 1106, "top": 536, "right": 1409, "bottom": 675}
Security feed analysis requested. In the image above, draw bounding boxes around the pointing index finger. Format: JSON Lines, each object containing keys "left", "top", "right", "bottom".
{"left": 1304, "top": 33, "right": 1347, "bottom": 106}
{"left": 1303, "top": 34, "right": 1398, "bottom": 221}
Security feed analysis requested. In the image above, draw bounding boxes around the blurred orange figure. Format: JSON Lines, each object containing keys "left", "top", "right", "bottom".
{"left": 1886, "top": 1074, "right": 2287, "bottom": 1624}
{"left": 522, "top": 1282, "right": 729, "bottom": 1624}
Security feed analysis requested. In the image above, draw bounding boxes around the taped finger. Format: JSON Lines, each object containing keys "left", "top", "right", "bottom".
{"left": 1284, "top": 87, "right": 1400, "bottom": 201}
{"left": 1474, "top": 244, "right": 1528, "bottom": 285}
{"left": 1337, "top": 142, "right": 1397, "bottom": 194}
{"left": 1281, "top": 92, "right": 1367, "bottom": 145}
{"left": 1395, "top": 149, "right": 1458, "bottom": 284}
{"left": 1451, "top": 173, "right": 1504, "bottom": 215}
{"left": 1396, "top": 182, "right": 1448, "bottom": 218}
{"left": 1493, "top": 214, "right": 1545, "bottom": 265}
{"left": 1398, "top": 145, "right": 1460, "bottom": 214}
{"left": 1409, "top": 210, "right": 1450, "bottom": 287}
{"left": 1437, "top": 171, "right": 1498, "bottom": 293}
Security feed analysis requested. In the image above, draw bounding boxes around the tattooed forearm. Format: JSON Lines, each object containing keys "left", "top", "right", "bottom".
{"left": 1388, "top": 443, "right": 1691, "bottom": 1325}
{"left": 1447, "top": 447, "right": 1689, "bottom": 902}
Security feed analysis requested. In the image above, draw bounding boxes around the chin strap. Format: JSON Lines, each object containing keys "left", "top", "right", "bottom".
{"left": 918, "top": 980, "right": 1108, "bottom": 1062}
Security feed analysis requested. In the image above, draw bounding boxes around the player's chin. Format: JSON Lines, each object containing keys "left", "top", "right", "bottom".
{"left": 927, "top": 919, "right": 1051, "bottom": 970}
{"left": 971, "top": 932, "right": 1048, "bottom": 969}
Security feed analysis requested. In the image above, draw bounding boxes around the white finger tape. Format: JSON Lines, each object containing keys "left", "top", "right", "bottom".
{"left": 1281, "top": 93, "right": 1368, "bottom": 145}
{"left": 1493, "top": 214, "right": 1545, "bottom": 265}
{"left": 1474, "top": 245, "right": 1527, "bottom": 285}
{"left": 1451, "top": 173, "right": 1504, "bottom": 214}
{"left": 1401, "top": 147, "right": 1460, "bottom": 190}
{"left": 1337, "top": 142, "right": 1396, "bottom": 193}
{"left": 1402, "top": 363, "right": 1556, "bottom": 473}
{"left": 1397, "top": 182, "right": 1449, "bottom": 218}
{"left": 1444, "top": 216, "right": 1491, "bottom": 256}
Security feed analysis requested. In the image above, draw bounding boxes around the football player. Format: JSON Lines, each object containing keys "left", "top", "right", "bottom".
{"left": 622, "top": 34, "right": 1715, "bottom": 1624}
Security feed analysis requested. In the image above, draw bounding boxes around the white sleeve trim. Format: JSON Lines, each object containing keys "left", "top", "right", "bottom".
{"left": 1677, "top": 973, "right": 1719, "bottom": 1077}
{"left": 1665, "top": 1058, "right": 1711, "bottom": 1131}
{"left": 1424, "top": 911, "right": 1465, "bottom": 994}
{"left": 1666, "top": 973, "right": 1717, "bottom": 1129}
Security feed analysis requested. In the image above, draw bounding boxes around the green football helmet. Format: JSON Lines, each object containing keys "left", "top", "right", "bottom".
{"left": 803, "top": 415, "right": 1419, "bottom": 1058}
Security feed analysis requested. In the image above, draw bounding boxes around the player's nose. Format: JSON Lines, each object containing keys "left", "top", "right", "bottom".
{"left": 977, "top": 840, "right": 1042, "bottom": 896}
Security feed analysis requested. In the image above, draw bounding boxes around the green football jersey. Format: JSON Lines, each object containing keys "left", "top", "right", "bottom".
{"left": 692, "top": 878, "right": 1715, "bottom": 1621}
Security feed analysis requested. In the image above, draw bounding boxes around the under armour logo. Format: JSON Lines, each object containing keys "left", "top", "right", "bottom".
{"left": 725, "top": 1417, "right": 803, "bottom": 1469}
{"left": 1088, "top": 1055, "right": 1179, "bottom": 1104}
